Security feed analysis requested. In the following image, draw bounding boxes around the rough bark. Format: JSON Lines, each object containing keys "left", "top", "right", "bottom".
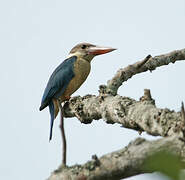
{"left": 63, "top": 90, "right": 183, "bottom": 137}
{"left": 104, "top": 48, "right": 185, "bottom": 95}
{"left": 47, "top": 48, "right": 185, "bottom": 180}
{"left": 48, "top": 136, "right": 185, "bottom": 180}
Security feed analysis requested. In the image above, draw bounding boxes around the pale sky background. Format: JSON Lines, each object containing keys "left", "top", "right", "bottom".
{"left": 1, "top": 0, "right": 185, "bottom": 180}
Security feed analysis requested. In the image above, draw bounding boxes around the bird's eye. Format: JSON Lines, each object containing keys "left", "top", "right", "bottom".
{"left": 81, "top": 44, "right": 87, "bottom": 49}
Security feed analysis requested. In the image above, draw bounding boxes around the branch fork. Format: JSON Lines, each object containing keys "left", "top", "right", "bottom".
{"left": 48, "top": 48, "right": 185, "bottom": 180}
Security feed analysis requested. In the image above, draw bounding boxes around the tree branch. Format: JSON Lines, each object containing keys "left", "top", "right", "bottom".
{"left": 48, "top": 136, "right": 185, "bottom": 180}
{"left": 47, "top": 48, "right": 185, "bottom": 180}
{"left": 102, "top": 48, "right": 185, "bottom": 95}
{"left": 63, "top": 48, "right": 185, "bottom": 137}
{"left": 63, "top": 89, "right": 183, "bottom": 137}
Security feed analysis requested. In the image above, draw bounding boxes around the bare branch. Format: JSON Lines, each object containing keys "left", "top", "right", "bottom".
{"left": 47, "top": 136, "right": 185, "bottom": 180}
{"left": 48, "top": 48, "right": 185, "bottom": 180}
{"left": 103, "top": 48, "right": 185, "bottom": 95}
{"left": 63, "top": 90, "right": 183, "bottom": 137}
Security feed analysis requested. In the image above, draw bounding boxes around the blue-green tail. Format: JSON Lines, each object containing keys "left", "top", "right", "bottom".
{"left": 49, "top": 101, "right": 55, "bottom": 141}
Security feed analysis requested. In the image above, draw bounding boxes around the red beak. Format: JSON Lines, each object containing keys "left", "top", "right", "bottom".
{"left": 88, "top": 46, "right": 117, "bottom": 55}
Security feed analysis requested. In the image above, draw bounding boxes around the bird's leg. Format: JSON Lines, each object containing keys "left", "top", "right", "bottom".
{"left": 57, "top": 99, "right": 67, "bottom": 166}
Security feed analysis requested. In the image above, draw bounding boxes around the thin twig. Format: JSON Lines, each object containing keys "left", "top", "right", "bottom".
{"left": 181, "top": 102, "right": 185, "bottom": 123}
{"left": 180, "top": 101, "right": 185, "bottom": 138}
{"left": 58, "top": 100, "right": 67, "bottom": 166}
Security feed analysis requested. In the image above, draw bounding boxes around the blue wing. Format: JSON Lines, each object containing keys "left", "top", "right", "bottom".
{"left": 39, "top": 56, "right": 77, "bottom": 111}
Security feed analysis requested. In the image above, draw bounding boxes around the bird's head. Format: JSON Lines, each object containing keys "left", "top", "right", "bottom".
{"left": 68, "top": 43, "right": 116, "bottom": 62}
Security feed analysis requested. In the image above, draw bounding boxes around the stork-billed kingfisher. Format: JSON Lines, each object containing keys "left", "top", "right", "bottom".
{"left": 39, "top": 43, "right": 116, "bottom": 141}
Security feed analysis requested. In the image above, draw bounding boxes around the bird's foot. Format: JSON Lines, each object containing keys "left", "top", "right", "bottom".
{"left": 65, "top": 95, "right": 71, "bottom": 101}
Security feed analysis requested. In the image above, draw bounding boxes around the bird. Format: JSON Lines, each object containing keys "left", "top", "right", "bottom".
{"left": 39, "top": 43, "right": 116, "bottom": 141}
